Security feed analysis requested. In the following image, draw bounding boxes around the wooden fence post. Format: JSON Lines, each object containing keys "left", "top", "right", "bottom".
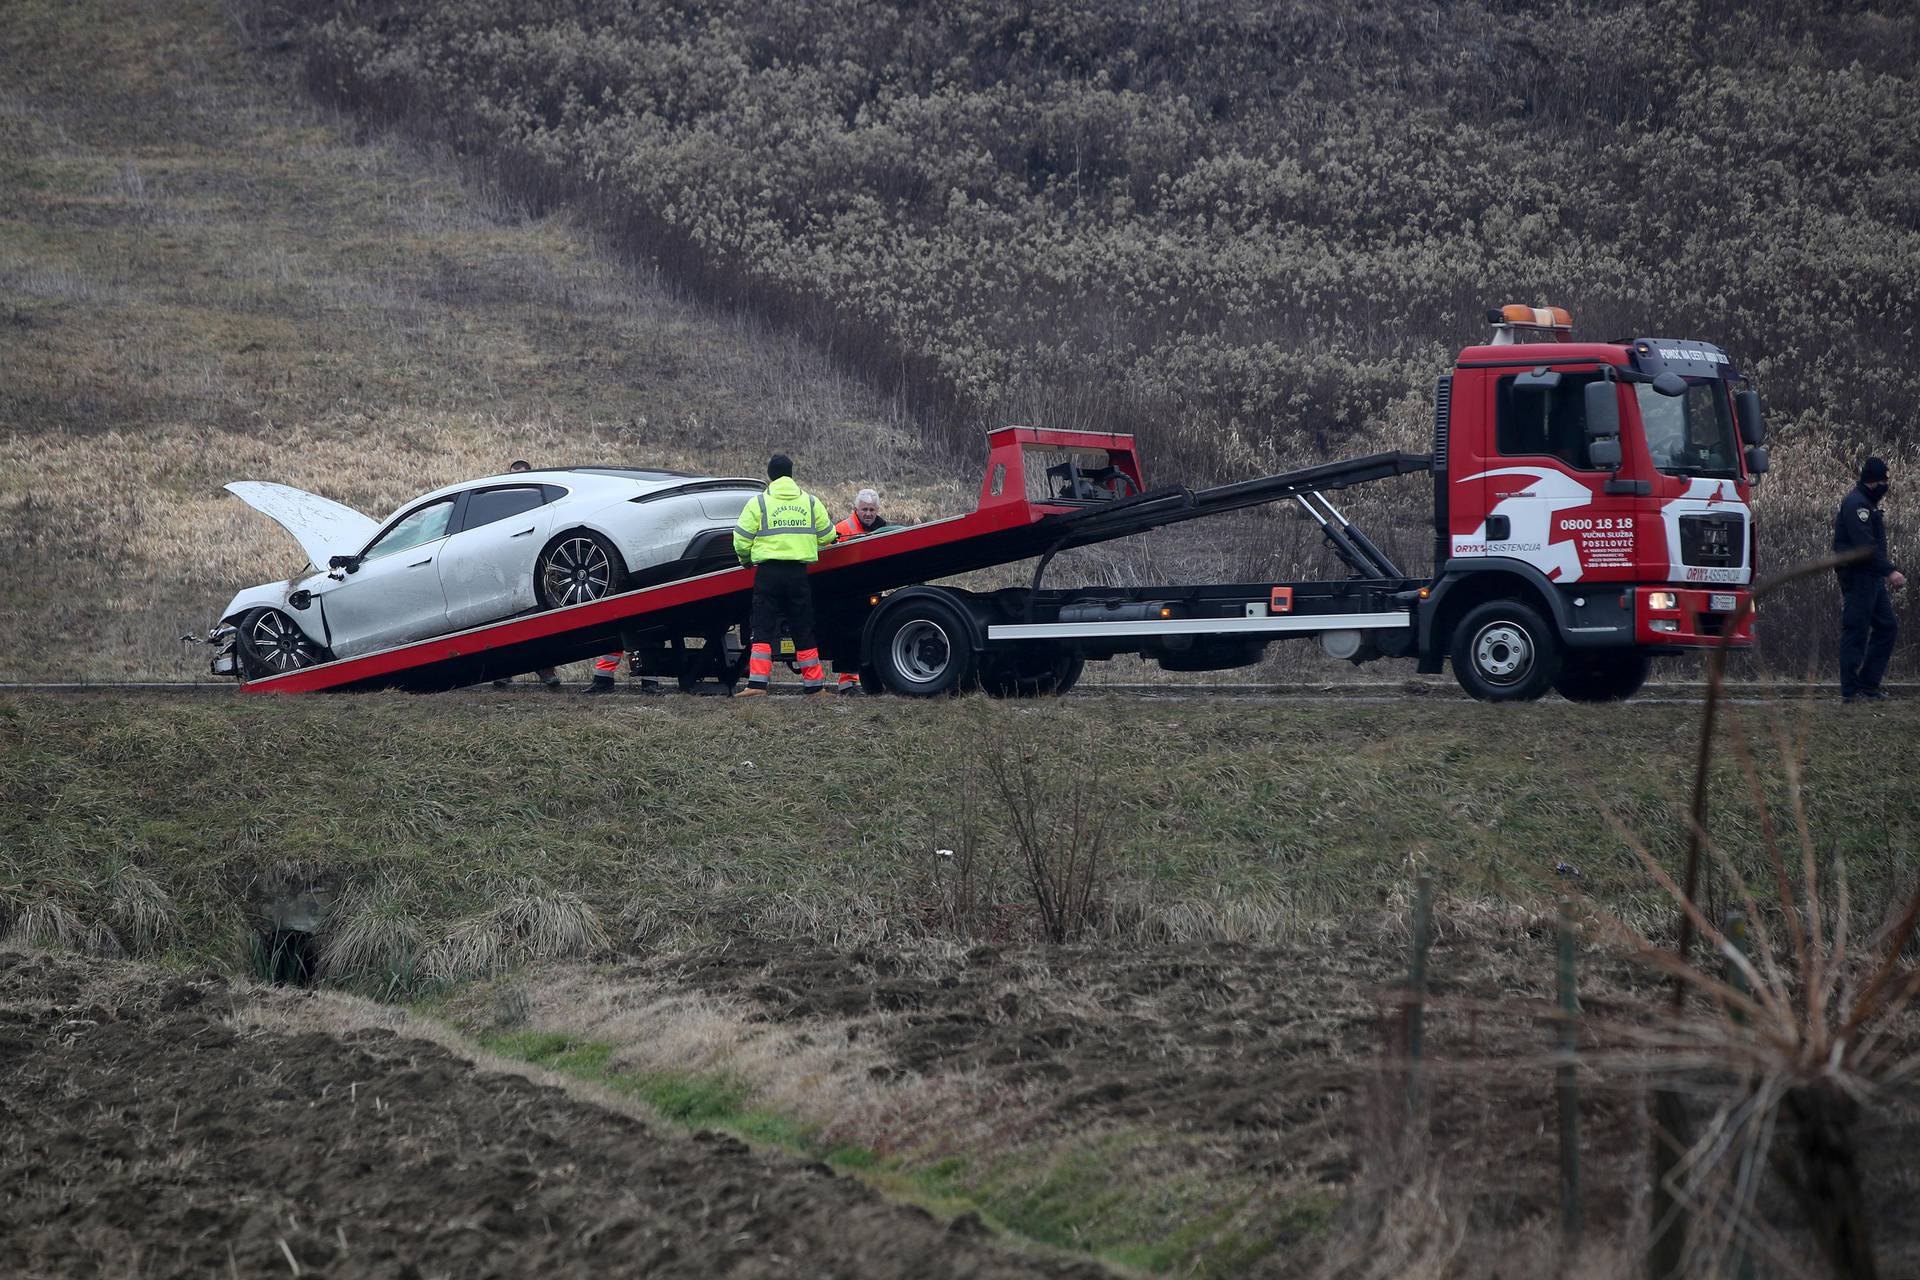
{"left": 1558, "top": 897, "right": 1583, "bottom": 1259}
{"left": 1406, "top": 872, "right": 1433, "bottom": 1114}
{"left": 1724, "top": 913, "right": 1757, "bottom": 1280}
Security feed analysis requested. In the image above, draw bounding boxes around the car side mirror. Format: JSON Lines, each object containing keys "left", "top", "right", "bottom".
{"left": 1652, "top": 371, "right": 1688, "bottom": 397}
{"left": 1745, "top": 445, "right": 1769, "bottom": 477}
{"left": 1589, "top": 437, "right": 1623, "bottom": 470}
{"left": 1735, "top": 389, "right": 1765, "bottom": 447}
{"left": 328, "top": 554, "right": 361, "bottom": 574}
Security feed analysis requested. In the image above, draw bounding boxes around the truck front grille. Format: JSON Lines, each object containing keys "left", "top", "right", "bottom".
{"left": 1680, "top": 514, "right": 1743, "bottom": 567}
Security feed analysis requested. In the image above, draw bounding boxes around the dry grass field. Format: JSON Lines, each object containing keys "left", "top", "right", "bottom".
{"left": 0, "top": 0, "right": 962, "bottom": 682}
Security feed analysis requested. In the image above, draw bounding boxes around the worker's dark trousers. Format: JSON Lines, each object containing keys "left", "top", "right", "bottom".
{"left": 1838, "top": 572, "right": 1898, "bottom": 697}
{"left": 748, "top": 558, "right": 818, "bottom": 653}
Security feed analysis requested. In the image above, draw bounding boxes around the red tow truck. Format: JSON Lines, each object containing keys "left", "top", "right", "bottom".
{"left": 240, "top": 306, "right": 1766, "bottom": 702}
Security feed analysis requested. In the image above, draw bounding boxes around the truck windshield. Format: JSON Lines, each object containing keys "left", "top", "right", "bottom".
{"left": 1636, "top": 381, "right": 1739, "bottom": 478}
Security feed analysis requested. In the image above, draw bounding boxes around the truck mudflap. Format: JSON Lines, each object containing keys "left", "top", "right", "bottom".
{"left": 1634, "top": 587, "right": 1754, "bottom": 647}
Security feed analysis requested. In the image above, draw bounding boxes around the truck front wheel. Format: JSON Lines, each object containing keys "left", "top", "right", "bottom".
{"left": 1553, "top": 649, "right": 1650, "bottom": 703}
{"left": 872, "top": 599, "right": 976, "bottom": 696}
{"left": 1449, "top": 600, "right": 1560, "bottom": 702}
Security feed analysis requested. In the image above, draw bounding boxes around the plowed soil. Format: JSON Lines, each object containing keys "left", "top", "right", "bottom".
{"left": 653, "top": 930, "right": 1652, "bottom": 1236}
{"left": 0, "top": 950, "right": 1108, "bottom": 1279}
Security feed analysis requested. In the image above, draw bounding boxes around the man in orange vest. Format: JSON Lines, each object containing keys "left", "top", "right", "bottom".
{"left": 830, "top": 489, "right": 894, "bottom": 693}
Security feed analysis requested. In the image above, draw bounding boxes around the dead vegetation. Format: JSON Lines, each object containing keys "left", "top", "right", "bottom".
{"left": 0, "top": 0, "right": 952, "bottom": 682}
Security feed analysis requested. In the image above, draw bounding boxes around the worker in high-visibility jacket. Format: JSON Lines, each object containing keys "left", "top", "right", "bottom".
{"left": 733, "top": 454, "right": 837, "bottom": 696}
{"left": 829, "top": 488, "right": 894, "bottom": 693}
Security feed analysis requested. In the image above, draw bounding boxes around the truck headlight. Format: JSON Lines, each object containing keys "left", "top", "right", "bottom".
{"left": 1648, "top": 591, "right": 1678, "bottom": 610}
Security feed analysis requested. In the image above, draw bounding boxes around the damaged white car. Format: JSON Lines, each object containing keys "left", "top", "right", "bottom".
{"left": 201, "top": 468, "right": 762, "bottom": 679}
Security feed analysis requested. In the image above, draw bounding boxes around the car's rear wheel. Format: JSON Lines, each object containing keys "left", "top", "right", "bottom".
{"left": 537, "top": 531, "right": 627, "bottom": 609}
{"left": 233, "top": 607, "right": 329, "bottom": 680}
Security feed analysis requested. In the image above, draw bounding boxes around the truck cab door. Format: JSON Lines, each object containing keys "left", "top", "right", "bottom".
{"left": 1473, "top": 370, "right": 1637, "bottom": 584}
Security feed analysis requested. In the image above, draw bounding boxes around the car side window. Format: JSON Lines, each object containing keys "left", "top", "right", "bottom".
{"left": 363, "top": 498, "right": 455, "bottom": 561}
{"left": 461, "top": 486, "right": 548, "bottom": 532}
{"left": 1496, "top": 373, "right": 1601, "bottom": 470}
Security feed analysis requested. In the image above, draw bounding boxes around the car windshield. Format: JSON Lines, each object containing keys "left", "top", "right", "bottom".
{"left": 1636, "top": 381, "right": 1739, "bottom": 477}
{"left": 363, "top": 499, "right": 454, "bottom": 560}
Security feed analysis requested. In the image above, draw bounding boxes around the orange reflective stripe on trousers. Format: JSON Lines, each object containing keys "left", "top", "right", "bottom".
{"left": 796, "top": 648, "right": 825, "bottom": 687}
{"left": 747, "top": 643, "right": 773, "bottom": 684}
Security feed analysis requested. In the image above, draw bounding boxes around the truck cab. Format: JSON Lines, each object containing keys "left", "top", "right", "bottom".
{"left": 1420, "top": 306, "right": 1769, "bottom": 700}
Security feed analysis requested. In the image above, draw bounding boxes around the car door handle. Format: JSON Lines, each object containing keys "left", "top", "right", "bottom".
{"left": 409, "top": 557, "right": 434, "bottom": 567}
{"left": 509, "top": 526, "right": 535, "bottom": 538}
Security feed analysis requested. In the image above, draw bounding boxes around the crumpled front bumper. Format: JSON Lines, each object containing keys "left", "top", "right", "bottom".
{"left": 191, "top": 623, "right": 239, "bottom": 676}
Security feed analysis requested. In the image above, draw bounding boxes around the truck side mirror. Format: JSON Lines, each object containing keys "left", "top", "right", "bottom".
{"left": 1735, "top": 389, "right": 1765, "bottom": 446}
{"left": 1652, "top": 372, "right": 1688, "bottom": 397}
{"left": 1745, "top": 445, "right": 1769, "bottom": 476}
{"left": 1513, "top": 368, "right": 1562, "bottom": 392}
{"left": 1583, "top": 381, "right": 1621, "bottom": 440}
{"left": 1589, "top": 437, "right": 1623, "bottom": 470}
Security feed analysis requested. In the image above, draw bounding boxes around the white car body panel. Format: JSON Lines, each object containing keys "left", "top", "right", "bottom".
{"left": 439, "top": 489, "right": 554, "bottom": 628}
{"left": 214, "top": 468, "right": 766, "bottom": 672}
{"left": 318, "top": 535, "right": 453, "bottom": 656}
{"left": 224, "top": 482, "right": 378, "bottom": 569}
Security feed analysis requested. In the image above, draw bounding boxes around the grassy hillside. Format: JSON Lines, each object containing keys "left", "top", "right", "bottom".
{"left": 0, "top": 0, "right": 951, "bottom": 681}
{"left": 284, "top": 0, "right": 1920, "bottom": 672}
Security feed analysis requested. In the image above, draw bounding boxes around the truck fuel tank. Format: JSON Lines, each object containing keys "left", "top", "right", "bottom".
{"left": 1057, "top": 599, "right": 1179, "bottom": 623}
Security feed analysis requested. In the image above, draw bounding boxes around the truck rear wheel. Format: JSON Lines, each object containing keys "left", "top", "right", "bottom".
{"left": 1449, "top": 600, "right": 1560, "bottom": 702}
{"left": 1553, "top": 649, "right": 1650, "bottom": 703}
{"left": 873, "top": 599, "right": 975, "bottom": 696}
{"left": 979, "top": 647, "right": 1083, "bottom": 698}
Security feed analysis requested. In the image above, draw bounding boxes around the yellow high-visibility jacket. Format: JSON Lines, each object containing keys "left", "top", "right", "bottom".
{"left": 734, "top": 476, "right": 838, "bottom": 565}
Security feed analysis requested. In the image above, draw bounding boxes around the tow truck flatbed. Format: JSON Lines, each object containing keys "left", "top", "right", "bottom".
{"left": 241, "top": 427, "right": 1429, "bottom": 694}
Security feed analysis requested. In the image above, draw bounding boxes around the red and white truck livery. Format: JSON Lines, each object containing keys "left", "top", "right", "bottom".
{"left": 224, "top": 306, "right": 1766, "bottom": 702}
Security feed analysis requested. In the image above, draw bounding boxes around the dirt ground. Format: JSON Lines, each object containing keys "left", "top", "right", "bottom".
{"left": 649, "top": 927, "right": 1655, "bottom": 1244}
{"left": 0, "top": 949, "right": 1109, "bottom": 1279}
{"left": 6, "top": 920, "right": 1917, "bottom": 1278}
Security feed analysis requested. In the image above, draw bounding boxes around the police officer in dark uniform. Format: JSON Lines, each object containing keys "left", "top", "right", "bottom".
{"left": 1833, "top": 456, "right": 1904, "bottom": 702}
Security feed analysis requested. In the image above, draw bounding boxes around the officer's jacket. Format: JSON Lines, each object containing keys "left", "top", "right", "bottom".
{"left": 1833, "top": 484, "right": 1898, "bottom": 578}
{"left": 735, "top": 477, "right": 837, "bottom": 565}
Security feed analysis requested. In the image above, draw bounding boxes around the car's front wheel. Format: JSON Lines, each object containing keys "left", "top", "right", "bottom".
{"left": 233, "top": 607, "right": 329, "bottom": 680}
{"left": 536, "top": 531, "right": 628, "bottom": 609}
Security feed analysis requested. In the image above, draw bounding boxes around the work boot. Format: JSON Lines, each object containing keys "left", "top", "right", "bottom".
{"left": 584, "top": 675, "right": 618, "bottom": 696}
{"left": 803, "top": 686, "right": 828, "bottom": 697}
{"left": 634, "top": 679, "right": 667, "bottom": 696}
{"left": 543, "top": 676, "right": 564, "bottom": 691}
{"left": 734, "top": 684, "right": 769, "bottom": 698}
{"left": 491, "top": 678, "right": 514, "bottom": 689}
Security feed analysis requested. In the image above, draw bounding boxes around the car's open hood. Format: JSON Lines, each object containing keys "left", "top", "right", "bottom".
{"left": 225, "top": 481, "right": 379, "bottom": 568}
